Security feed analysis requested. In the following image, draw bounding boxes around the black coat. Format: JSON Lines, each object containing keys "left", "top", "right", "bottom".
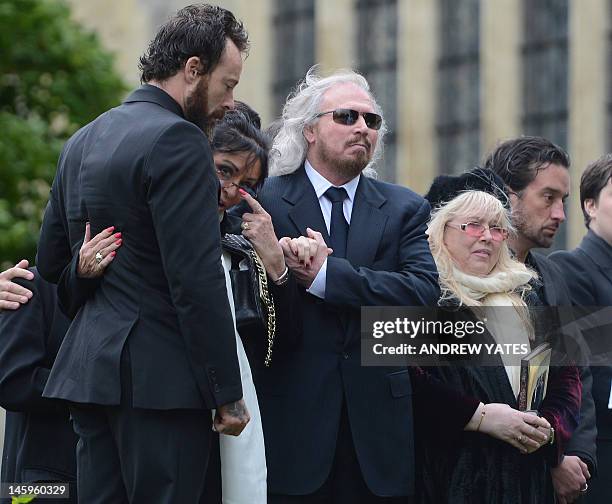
{"left": 36, "top": 84, "right": 242, "bottom": 410}
{"left": 254, "top": 167, "right": 441, "bottom": 497}
{"left": 550, "top": 232, "right": 612, "bottom": 441}
{"left": 420, "top": 366, "right": 554, "bottom": 504}
{"left": 418, "top": 302, "right": 581, "bottom": 504}
{"left": 0, "top": 268, "right": 77, "bottom": 500}
{"left": 528, "top": 252, "right": 598, "bottom": 473}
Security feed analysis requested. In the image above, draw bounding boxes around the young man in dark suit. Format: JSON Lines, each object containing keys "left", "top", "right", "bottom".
{"left": 35, "top": 5, "right": 250, "bottom": 502}
{"left": 486, "top": 136, "right": 597, "bottom": 503}
{"left": 550, "top": 154, "right": 612, "bottom": 504}
{"left": 254, "top": 69, "right": 444, "bottom": 503}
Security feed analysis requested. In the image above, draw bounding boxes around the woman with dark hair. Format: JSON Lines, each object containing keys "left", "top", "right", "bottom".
{"left": 204, "top": 106, "right": 293, "bottom": 504}
{"left": 212, "top": 108, "right": 269, "bottom": 214}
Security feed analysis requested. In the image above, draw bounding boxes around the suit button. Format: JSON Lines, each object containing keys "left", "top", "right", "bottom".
{"left": 343, "top": 353, "right": 349, "bottom": 360}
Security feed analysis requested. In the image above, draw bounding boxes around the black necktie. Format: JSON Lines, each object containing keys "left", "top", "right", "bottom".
{"left": 324, "top": 186, "right": 349, "bottom": 259}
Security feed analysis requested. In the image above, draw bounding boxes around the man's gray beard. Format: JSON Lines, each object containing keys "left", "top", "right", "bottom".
{"left": 320, "top": 144, "right": 370, "bottom": 180}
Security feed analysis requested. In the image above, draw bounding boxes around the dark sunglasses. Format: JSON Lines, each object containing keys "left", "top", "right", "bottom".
{"left": 315, "top": 108, "right": 383, "bottom": 131}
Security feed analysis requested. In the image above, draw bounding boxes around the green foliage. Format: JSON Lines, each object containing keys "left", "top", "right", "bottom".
{"left": 0, "top": 0, "right": 127, "bottom": 267}
{"left": 12, "top": 495, "right": 37, "bottom": 503}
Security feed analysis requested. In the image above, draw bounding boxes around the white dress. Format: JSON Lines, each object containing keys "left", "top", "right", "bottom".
{"left": 216, "top": 252, "right": 267, "bottom": 504}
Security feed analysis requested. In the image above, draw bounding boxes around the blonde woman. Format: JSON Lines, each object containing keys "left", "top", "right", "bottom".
{"left": 419, "top": 169, "right": 581, "bottom": 504}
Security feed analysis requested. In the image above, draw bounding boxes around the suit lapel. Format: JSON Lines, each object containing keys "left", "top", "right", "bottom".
{"left": 346, "top": 177, "right": 388, "bottom": 267}
{"left": 283, "top": 169, "right": 389, "bottom": 269}
{"left": 285, "top": 167, "right": 331, "bottom": 243}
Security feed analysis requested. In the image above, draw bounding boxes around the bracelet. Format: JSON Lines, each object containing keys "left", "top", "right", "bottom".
{"left": 548, "top": 426, "right": 555, "bottom": 445}
{"left": 476, "top": 404, "right": 486, "bottom": 432}
{"left": 273, "top": 266, "right": 290, "bottom": 286}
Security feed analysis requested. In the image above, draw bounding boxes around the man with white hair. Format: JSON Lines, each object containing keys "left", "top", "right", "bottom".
{"left": 250, "top": 68, "right": 453, "bottom": 503}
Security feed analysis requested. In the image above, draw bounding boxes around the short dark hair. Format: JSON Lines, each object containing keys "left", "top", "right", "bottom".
{"left": 211, "top": 109, "right": 271, "bottom": 190}
{"left": 234, "top": 101, "right": 261, "bottom": 130}
{"left": 139, "top": 4, "right": 248, "bottom": 83}
{"left": 580, "top": 154, "right": 612, "bottom": 227}
{"left": 483, "top": 136, "right": 570, "bottom": 193}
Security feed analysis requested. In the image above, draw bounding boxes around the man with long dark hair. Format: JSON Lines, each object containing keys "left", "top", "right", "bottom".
{"left": 486, "top": 136, "right": 597, "bottom": 503}
{"left": 36, "top": 5, "right": 250, "bottom": 502}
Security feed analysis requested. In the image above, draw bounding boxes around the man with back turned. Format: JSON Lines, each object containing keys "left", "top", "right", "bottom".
{"left": 36, "top": 5, "right": 250, "bottom": 502}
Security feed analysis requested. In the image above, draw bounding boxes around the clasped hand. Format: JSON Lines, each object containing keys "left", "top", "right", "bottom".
{"left": 468, "top": 403, "right": 552, "bottom": 454}
{"left": 279, "top": 228, "right": 333, "bottom": 288}
{"left": 239, "top": 192, "right": 332, "bottom": 285}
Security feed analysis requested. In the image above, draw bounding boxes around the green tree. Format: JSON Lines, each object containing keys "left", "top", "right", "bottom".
{"left": 0, "top": 0, "right": 127, "bottom": 268}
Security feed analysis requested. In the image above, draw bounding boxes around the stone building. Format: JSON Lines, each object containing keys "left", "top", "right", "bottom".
{"left": 68, "top": 0, "right": 611, "bottom": 248}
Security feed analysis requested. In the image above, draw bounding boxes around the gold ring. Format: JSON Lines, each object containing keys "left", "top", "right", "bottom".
{"left": 241, "top": 222, "right": 250, "bottom": 231}
{"left": 95, "top": 251, "right": 103, "bottom": 264}
{"left": 580, "top": 483, "right": 588, "bottom": 493}
{"left": 517, "top": 435, "right": 523, "bottom": 443}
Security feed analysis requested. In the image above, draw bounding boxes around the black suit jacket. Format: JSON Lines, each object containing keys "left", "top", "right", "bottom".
{"left": 529, "top": 252, "right": 598, "bottom": 472}
{"left": 36, "top": 85, "right": 241, "bottom": 410}
{"left": 254, "top": 167, "right": 440, "bottom": 496}
{"left": 0, "top": 268, "right": 77, "bottom": 492}
{"left": 551, "top": 232, "right": 612, "bottom": 443}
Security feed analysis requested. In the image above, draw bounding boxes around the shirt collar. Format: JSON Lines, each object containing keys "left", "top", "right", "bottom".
{"left": 304, "top": 160, "right": 360, "bottom": 202}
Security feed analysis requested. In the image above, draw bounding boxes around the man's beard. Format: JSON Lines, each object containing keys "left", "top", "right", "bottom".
{"left": 513, "top": 205, "right": 555, "bottom": 249}
{"left": 319, "top": 137, "right": 372, "bottom": 180}
{"left": 184, "top": 77, "right": 219, "bottom": 137}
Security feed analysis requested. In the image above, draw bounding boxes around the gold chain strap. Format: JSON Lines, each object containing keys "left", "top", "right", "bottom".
{"left": 247, "top": 248, "right": 276, "bottom": 367}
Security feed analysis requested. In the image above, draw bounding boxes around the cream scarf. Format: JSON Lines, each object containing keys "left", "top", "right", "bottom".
{"left": 453, "top": 267, "right": 533, "bottom": 304}
{"left": 454, "top": 267, "right": 533, "bottom": 397}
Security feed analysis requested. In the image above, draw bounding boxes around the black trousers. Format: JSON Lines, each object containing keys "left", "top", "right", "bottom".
{"left": 201, "top": 433, "right": 222, "bottom": 503}
{"left": 69, "top": 348, "right": 212, "bottom": 503}
{"left": 269, "top": 402, "right": 413, "bottom": 504}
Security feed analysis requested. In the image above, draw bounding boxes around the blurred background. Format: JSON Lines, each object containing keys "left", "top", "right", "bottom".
{"left": 0, "top": 0, "right": 610, "bottom": 264}
{"left": 0, "top": 0, "right": 611, "bottom": 471}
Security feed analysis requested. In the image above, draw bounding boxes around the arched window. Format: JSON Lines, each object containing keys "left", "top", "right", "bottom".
{"left": 272, "top": 0, "right": 315, "bottom": 116}
{"left": 522, "top": 0, "right": 569, "bottom": 250}
{"left": 356, "top": 0, "right": 398, "bottom": 182}
{"left": 436, "top": 0, "right": 481, "bottom": 175}
{"left": 521, "top": 0, "right": 569, "bottom": 148}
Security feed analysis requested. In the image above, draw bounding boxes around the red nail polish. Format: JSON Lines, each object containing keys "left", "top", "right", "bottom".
{"left": 238, "top": 188, "right": 247, "bottom": 195}
{"left": 114, "top": 232, "right": 121, "bottom": 238}
{"left": 110, "top": 251, "right": 116, "bottom": 257}
{"left": 115, "top": 239, "right": 122, "bottom": 245}
{"left": 105, "top": 226, "right": 115, "bottom": 233}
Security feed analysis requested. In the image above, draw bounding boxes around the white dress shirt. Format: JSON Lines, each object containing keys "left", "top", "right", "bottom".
{"left": 304, "top": 160, "right": 360, "bottom": 299}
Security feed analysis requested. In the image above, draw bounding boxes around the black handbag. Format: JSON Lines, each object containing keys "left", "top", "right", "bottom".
{"left": 221, "top": 233, "right": 276, "bottom": 366}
